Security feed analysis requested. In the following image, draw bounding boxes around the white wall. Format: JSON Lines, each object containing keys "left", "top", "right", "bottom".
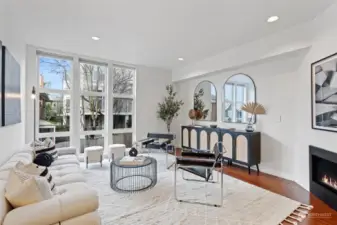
{"left": 293, "top": 2, "right": 337, "bottom": 190}
{"left": 0, "top": 0, "right": 26, "bottom": 164}
{"left": 172, "top": 50, "right": 307, "bottom": 180}
{"left": 0, "top": 0, "right": 4, "bottom": 40}
{"left": 172, "top": 2, "right": 337, "bottom": 190}
{"left": 136, "top": 66, "right": 172, "bottom": 139}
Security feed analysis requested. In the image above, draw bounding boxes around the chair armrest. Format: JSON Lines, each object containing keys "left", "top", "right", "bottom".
{"left": 3, "top": 189, "right": 99, "bottom": 225}
{"left": 56, "top": 146, "right": 77, "bottom": 156}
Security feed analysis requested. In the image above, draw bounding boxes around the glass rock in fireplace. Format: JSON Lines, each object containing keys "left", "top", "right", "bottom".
{"left": 322, "top": 174, "right": 337, "bottom": 190}
{"left": 312, "top": 154, "right": 337, "bottom": 193}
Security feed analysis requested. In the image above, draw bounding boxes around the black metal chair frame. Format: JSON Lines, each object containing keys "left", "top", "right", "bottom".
{"left": 174, "top": 142, "right": 225, "bottom": 207}
{"left": 134, "top": 133, "right": 176, "bottom": 169}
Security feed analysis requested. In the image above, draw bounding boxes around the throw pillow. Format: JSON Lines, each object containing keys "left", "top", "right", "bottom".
{"left": 16, "top": 162, "right": 55, "bottom": 191}
{"left": 5, "top": 169, "right": 53, "bottom": 208}
{"left": 33, "top": 153, "right": 53, "bottom": 167}
{"left": 35, "top": 146, "right": 58, "bottom": 161}
{"left": 33, "top": 138, "right": 58, "bottom": 160}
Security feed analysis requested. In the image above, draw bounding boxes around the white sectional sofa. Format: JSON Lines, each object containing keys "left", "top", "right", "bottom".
{"left": 0, "top": 147, "right": 101, "bottom": 225}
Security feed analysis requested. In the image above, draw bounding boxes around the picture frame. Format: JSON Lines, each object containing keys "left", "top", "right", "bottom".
{"left": 311, "top": 52, "right": 337, "bottom": 132}
{"left": 1, "top": 45, "right": 21, "bottom": 126}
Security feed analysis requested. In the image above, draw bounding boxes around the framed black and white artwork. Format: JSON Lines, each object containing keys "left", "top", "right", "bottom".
{"left": 312, "top": 53, "right": 337, "bottom": 132}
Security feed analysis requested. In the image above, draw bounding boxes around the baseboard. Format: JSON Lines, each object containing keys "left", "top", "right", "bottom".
{"left": 229, "top": 161, "right": 294, "bottom": 181}
{"left": 258, "top": 165, "right": 294, "bottom": 181}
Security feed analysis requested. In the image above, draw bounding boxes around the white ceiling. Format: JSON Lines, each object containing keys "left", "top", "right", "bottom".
{"left": 4, "top": 0, "right": 335, "bottom": 69}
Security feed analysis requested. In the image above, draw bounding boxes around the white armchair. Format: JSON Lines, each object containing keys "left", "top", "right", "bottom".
{"left": 84, "top": 146, "right": 104, "bottom": 168}
{"left": 108, "top": 144, "right": 126, "bottom": 161}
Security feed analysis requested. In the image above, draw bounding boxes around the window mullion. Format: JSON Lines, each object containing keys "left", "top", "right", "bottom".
{"left": 71, "top": 56, "right": 81, "bottom": 153}
{"left": 106, "top": 62, "right": 114, "bottom": 147}
{"left": 233, "top": 84, "right": 236, "bottom": 122}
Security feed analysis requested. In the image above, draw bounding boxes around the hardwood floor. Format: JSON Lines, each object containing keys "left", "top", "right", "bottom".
{"left": 220, "top": 163, "right": 337, "bottom": 225}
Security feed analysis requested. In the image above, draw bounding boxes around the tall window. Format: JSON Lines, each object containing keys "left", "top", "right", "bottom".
{"left": 37, "top": 54, "right": 72, "bottom": 147}
{"left": 224, "top": 83, "right": 247, "bottom": 123}
{"left": 35, "top": 50, "right": 136, "bottom": 154}
{"left": 80, "top": 61, "right": 107, "bottom": 153}
{"left": 112, "top": 66, "right": 135, "bottom": 147}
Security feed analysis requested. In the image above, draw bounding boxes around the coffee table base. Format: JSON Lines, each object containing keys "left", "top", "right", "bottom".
{"left": 110, "top": 157, "right": 157, "bottom": 192}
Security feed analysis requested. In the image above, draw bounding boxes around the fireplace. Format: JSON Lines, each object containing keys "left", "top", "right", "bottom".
{"left": 310, "top": 145, "right": 337, "bottom": 211}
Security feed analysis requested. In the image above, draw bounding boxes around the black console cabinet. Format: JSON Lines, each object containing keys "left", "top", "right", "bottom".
{"left": 181, "top": 125, "right": 261, "bottom": 174}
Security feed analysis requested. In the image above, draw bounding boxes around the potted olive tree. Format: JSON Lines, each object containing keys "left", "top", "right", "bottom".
{"left": 157, "top": 85, "right": 184, "bottom": 132}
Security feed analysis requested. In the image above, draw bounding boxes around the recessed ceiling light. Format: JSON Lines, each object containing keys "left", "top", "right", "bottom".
{"left": 178, "top": 58, "right": 184, "bottom": 61}
{"left": 92, "top": 36, "right": 100, "bottom": 41}
{"left": 267, "top": 16, "right": 279, "bottom": 23}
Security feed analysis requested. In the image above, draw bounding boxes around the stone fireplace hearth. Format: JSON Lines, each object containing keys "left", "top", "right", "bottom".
{"left": 310, "top": 145, "right": 337, "bottom": 211}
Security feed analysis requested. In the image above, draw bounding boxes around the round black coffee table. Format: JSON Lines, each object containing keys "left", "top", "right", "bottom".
{"left": 110, "top": 156, "right": 157, "bottom": 192}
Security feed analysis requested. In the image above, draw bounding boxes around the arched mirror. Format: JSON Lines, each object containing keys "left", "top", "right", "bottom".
{"left": 194, "top": 81, "right": 217, "bottom": 121}
{"left": 223, "top": 74, "right": 256, "bottom": 123}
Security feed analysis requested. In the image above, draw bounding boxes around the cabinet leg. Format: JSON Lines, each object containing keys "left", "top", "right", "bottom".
{"left": 248, "top": 166, "right": 251, "bottom": 174}
{"left": 256, "top": 164, "right": 260, "bottom": 175}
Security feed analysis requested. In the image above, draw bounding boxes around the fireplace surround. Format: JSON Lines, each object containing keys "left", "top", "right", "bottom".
{"left": 309, "top": 145, "right": 337, "bottom": 211}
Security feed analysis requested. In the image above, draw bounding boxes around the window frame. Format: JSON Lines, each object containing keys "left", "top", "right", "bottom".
{"left": 36, "top": 53, "right": 73, "bottom": 143}
{"left": 111, "top": 65, "right": 136, "bottom": 140}
{"left": 79, "top": 60, "right": 107, "bottom": 135}
{"left": 32, "top": 47, "right": 137, "bottom": 154}
{"left": 223, "top": 82, "right": 248, "bottom": 123}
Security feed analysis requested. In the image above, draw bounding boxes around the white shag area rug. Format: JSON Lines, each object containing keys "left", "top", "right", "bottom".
{"left": 81, "top": 153, "right": 303, "bottom": 225}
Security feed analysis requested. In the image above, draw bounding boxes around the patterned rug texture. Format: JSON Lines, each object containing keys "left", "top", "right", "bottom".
{"left": 82, "top": 153, "right": 312, "bottom": 225}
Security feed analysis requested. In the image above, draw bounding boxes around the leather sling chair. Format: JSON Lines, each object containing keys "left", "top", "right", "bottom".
{"left": 174, "top": 142, "right": 226, "bottom": 207}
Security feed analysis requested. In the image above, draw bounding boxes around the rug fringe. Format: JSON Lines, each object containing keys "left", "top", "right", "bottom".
{"left": 279, "top": 204, "right": 313, "bottom": 225}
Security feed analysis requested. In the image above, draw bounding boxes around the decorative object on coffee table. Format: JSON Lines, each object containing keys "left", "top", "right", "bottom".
{"left": 110, "top": 156, "right": 157, "bottom": 192}
{"left": 241, "top": 102, "right": 266, "bottom": 132}
{"left": 128, "top": 147, "right": 138, "bottom": 157}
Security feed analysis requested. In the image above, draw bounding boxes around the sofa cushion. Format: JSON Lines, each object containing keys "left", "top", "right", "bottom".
{"left": 0, "top": 180, "right": 12, "bottom": 225}
{"left": 8, "top": 152, "right": 33, "bottom": 163}
{"left": 5, "top": 170, "right": 53, "bottom": 208}
{"left": 3, "top": 189, "right": 98, "bottom": 225}
{"left": 0, "top": 171, "right": 10, "bottom": 181}
{"left": 0, "top": 162, "right": 18, "bottom": 172}
{"left": 51, "top": 155, "right": 79, "bottom": 167}
{"left": 54, "top": 173, "right": 86, "bottom": 186}
{"left": 49, "top": 166, "right": 81, "bottom": 177}
{"left": 49, "top": 164, "right": 79, "bottom": 170}
{"left": 60, "top": 211, "right": 101, "bottom": 225}
{"left": 54, "top": 182, "right": 90, "bottom": 195}
{"left": 0, "top": 152, "right": 34, "bottom": 172}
